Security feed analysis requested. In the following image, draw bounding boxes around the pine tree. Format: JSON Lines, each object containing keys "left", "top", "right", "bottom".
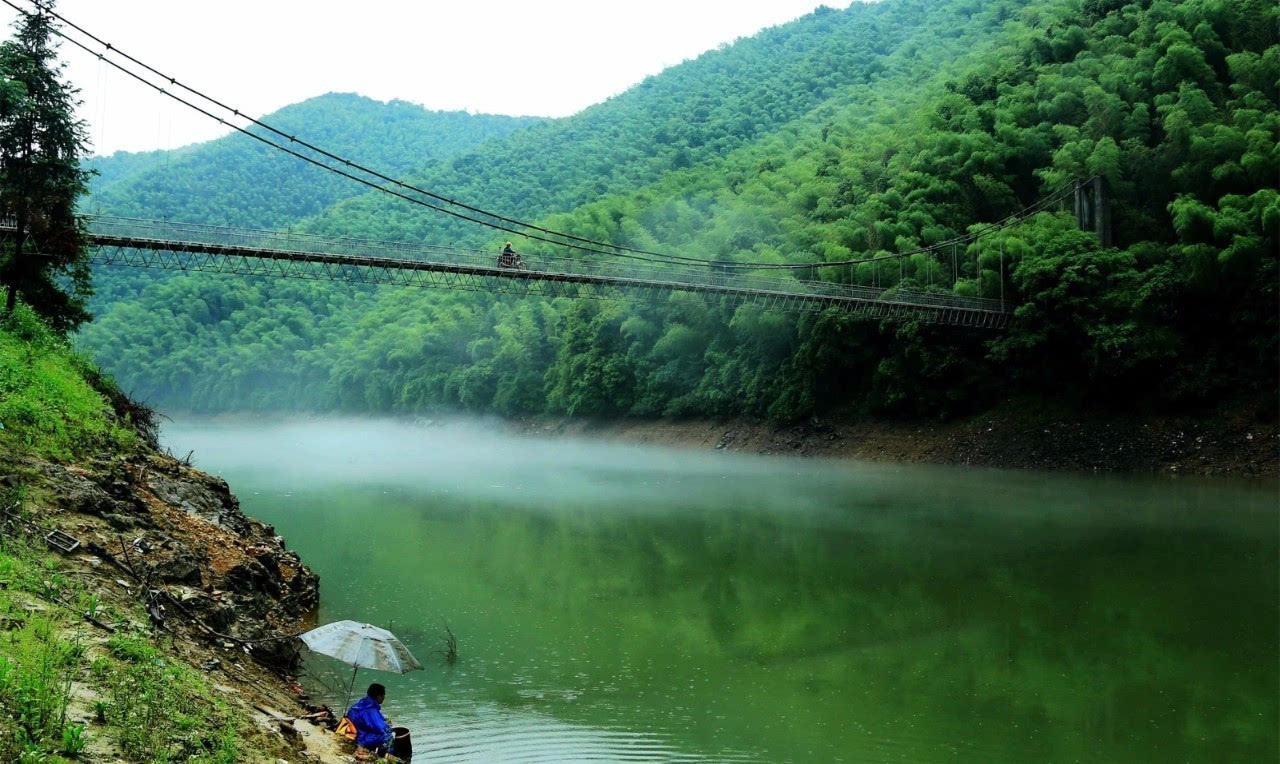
{"left": 0, "top": 1, "right": 92, "bottom": 333}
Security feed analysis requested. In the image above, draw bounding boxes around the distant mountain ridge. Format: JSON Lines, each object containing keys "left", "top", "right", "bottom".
{"left": 86, "top": 92, "right": 543, "bottom": 229}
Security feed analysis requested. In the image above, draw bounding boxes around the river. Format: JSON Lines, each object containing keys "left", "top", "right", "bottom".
{"left": 162, "top": 418, "right": 1277, "bottom": 763}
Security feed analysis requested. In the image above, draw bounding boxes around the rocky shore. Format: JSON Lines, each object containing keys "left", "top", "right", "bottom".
{"left": 2, "top": 445, "right": 353, "bottom": 762}
{"left": 516, "top": 402, "right": 1278, "bottom": 478}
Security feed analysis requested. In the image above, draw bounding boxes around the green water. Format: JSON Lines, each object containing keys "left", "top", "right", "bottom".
{"left": 164, "top": 419, "right": 1277, "bottom": 763}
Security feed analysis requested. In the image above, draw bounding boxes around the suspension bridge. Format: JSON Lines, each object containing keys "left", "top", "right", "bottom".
{"left": 75, "top": 174, "right": 1105, "bottom": 329}
{"left": 74, "top": 216, "right": 1014, "bottom": 327}
{"left": 6, "top": 173, "right": 1107, "bottom": 330}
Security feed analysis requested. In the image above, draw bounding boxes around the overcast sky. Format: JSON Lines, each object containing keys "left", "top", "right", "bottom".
{"left": 0, "top": 0, "right": 856, "bottom": 156}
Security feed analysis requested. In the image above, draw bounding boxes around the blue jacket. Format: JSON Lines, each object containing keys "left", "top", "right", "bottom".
{"left": 346, "top": 695, "right": 393, "bottom": 750}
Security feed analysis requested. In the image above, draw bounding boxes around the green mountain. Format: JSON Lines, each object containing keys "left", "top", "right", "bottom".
{"left": 86, "top": 92, "right": 543, "bottom": 229}
{"left": 301, "top": 0, "right": 1055, "bottom": 245}
{"left": 78, "top": 0, "right": 1278, "bottom": 422}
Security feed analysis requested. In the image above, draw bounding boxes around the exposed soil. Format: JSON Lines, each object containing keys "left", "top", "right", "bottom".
{"left": 515, "top": 402, "right": 1278, "bottom": 478}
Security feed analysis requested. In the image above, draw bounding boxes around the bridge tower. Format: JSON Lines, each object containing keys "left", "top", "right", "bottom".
{"left": 1073, "top": 177, "right": 1111, "bottom": 247}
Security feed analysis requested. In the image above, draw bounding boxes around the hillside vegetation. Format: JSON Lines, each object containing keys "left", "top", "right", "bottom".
{"left": 0, "top": 304, "right": 137, "bottom": 460}
{"left": 78, "top": 0, "right": 1278, "bottom": 423}
{"left": 87, "top": 92, "right": 542, "bottom": 229}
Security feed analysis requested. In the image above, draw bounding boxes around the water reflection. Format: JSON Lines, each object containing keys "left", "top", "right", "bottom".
{"left": 164, "top": 419, "right": 1278, "bottom": 763}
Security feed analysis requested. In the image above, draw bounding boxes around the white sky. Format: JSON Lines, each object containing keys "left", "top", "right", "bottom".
{"left": 0, "top": 0, "right": 855, "bottom": 156}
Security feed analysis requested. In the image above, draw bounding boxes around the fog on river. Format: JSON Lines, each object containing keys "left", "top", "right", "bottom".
{"left": 163, "top": 418, "right": 1278, "bottom": 763}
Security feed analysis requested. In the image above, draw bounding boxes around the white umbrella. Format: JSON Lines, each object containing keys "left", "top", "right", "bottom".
{"left": 300, "top": 620, "right": 424, "bottom": 707}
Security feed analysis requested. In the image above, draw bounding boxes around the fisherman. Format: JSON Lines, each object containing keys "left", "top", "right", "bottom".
{"left": 346, "top": 683, "right": 395, "bottom": 758}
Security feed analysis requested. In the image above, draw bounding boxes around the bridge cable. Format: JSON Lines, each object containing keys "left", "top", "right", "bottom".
{"left": 92, "top": 48, "right": 105, "bottom": 214}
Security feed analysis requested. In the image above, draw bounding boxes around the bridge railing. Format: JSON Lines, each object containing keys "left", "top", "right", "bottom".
{"left": 81, "top": 216, "right": 1007, "bottom": 313}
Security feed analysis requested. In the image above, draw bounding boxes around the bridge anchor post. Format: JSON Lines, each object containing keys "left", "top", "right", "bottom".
{"left": 1073, "top": 177, "right": 1112, "bottom": 247}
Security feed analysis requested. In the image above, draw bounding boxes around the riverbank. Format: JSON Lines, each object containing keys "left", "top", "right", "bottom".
{"left": 0, "top": 443, "right": 353, "bottom": 763}
{"left": 0, "top": 305, "right": 358, "bottom": 762}
{"left": 514, "top": 401, "right": 1278, "bottom": 478}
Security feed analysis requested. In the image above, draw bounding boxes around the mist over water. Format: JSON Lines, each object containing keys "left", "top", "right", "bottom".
{"left": 164, "top": 418, "right": 1277, "bottom": 763}
{"left": 165, "top": 417, "right": 867, "bottom": 517}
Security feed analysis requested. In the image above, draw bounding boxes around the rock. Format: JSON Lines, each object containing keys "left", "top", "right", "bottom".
{"left": 101, "top": 512, "right": 139, "bottom": 530}
{"left": 153, "top": 550, "right": 204, "bottom": 586}
{"left": 105, "top": 479, "right": 134, "bottom": 501}
{"left": 202, "top": 602, "right": 237, "bottom": 631}
{"left": 172, "top": 585, "right": 203, "bottom": 603}
{"left": 34, "top": 448, "right": 322, "bottom": 678}
{"left": 224, "top": 558, "right": 280, "bottom": 596}
{"left": 65, "top": 481, "right": 119, "bottom": 518}
{"left": 146, "top": 474, "right": 250, "bottom": 535}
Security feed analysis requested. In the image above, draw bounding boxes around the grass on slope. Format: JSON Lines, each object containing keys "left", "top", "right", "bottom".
{"left": 0, "top": 302, "right": 136, "bottom": 461}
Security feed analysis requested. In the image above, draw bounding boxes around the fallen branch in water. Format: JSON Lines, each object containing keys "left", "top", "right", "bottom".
{"left": 435, "top": 620, "right": 458, "bottom": 665}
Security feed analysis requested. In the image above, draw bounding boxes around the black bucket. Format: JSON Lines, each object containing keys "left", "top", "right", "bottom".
{"left": 392, "top": 726, "right": 413, "bottom": 762}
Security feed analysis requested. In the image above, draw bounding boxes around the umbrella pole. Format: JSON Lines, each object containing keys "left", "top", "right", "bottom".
{"left": 344, "top": 664, "right": 358, "bottom": 711}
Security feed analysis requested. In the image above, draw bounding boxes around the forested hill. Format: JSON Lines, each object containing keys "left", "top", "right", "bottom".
{"left": 78, "top": 0, "right": 1278, "bottom": 424}
{"left": 301, "top": 0, "right": 1058, "bottom": 244}
{"left": 85, "top": 93, "right": 543, "bottom": 229}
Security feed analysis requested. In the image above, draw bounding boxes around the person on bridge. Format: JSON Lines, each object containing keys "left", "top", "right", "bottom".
{"left": 499, "top": 241, "right": 524, "bottom": 269}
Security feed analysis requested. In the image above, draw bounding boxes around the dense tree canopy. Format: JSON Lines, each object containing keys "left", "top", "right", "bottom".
{"left": 78, "top": 0, "right": 1277, "bottom": 421}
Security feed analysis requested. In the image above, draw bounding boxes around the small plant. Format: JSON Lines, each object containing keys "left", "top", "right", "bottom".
{"left": 89, "top": 657, "right": 110, "bottom": 681}
{"left": 1, "top": 482, "right": 27, "bottom": 513}
{"left": 92, "top": 701, "right": 107, "bottom": 724}
{"left": 61, "top": 723, "right": 85, "bottom": 757}
{"left": 96, "top": 639, "right": 239, "bottom": 762}
{"left": 106, "top": 633, "right": 157, "bottom": 664}
{"left": 77, "top": 593, "right": 99, "bottom": 620}
{"left": 204, "top": 722, "right": 240, "bottom": 764}
{"left": 0, "top": 654, "right": 14, "bottom": 696}
{"left": 37, "top": 570, "right": 67, "bottom": 601}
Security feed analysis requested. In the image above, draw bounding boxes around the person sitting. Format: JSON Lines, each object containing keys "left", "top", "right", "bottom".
{"left": 499, "top": 242, "right": 527, "bottom": 269}
{"left": 346, "top": 683, "right": 394, "bottom": 758}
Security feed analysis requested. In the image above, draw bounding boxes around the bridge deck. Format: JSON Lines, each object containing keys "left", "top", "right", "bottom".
{"left": 24, "top": 217, "right": 1014, "bottom": 327}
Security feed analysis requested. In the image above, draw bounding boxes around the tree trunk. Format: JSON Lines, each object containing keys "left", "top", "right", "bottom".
{"left": 2, "top": 223, "right": 22, "bottom": 315}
